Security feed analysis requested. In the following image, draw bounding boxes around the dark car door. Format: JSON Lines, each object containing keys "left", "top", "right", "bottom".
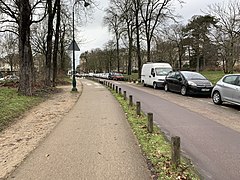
{"left": 166, "top": 72, "right": 176, "bottom": 91}
{"left": 174, "top": 72, "right": 183, "bottom": 92}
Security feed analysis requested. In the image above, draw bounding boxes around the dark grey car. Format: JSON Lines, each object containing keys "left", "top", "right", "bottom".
{"left": 164, "top": 71, "right": 213, "bottom": 96}
{"left": 211, "top": 74, "right": 240, "bottom": 106}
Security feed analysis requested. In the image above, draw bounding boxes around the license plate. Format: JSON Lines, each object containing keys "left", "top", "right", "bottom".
{"left": 201, "top": 89, "right": 210, "bottom": 91}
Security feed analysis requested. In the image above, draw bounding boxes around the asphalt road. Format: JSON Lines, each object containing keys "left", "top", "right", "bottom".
{"left": 111, "top": 81, "right": 240, "bottom": 180}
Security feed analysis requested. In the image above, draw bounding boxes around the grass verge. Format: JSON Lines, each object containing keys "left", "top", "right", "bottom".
{"left": 200, "top": 71, "right": 225, "bottom": 85}
{"left": 0, "top": 88, "right": 42, "bottom": 132}
{"left": 110, "top": 89, "right": 200, "bottom": 180}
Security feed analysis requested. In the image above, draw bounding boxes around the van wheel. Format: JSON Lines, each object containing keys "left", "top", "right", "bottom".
{"left": 153, "top": 82, "right": 157, "bottom": 89}
{"left": 180, "top": 86, "right": 187, "bottom": 96}
{"left": 164, "top": 83, "right": 168, "bottom": 92}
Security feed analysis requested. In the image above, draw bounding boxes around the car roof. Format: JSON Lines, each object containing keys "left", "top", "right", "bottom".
{"left": 223, "top": 74, "right": 240, "bottom": 76}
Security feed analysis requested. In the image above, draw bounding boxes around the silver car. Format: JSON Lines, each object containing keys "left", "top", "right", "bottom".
{"left": 211, "top": 74, "right": 240, "bottom": 105}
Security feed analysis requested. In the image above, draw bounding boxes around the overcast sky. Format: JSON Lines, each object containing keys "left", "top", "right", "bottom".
{"left": 77, "top": 0, "right": 225, "bottom": 54}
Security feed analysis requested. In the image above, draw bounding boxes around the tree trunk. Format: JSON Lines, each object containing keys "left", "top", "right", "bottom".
{"left": 128, "top": 37, "right": 133, "bottom": 75}
{"left": 60, "top": 25, "right": 66, "bottom": 73}
{"left": 45, "top": 0, "right": 56, "bottom": 87}
{"left": 178, "top": 44, "right": 183, "bottom": 70}
{"left": 18, "top": 0, "right": 34, "bottom": 96}
{"left": 52, "top": 0, "right": 61, "bottom": 87}
{"left": 135, "top": 0, "right": 142, "bottom": 79}
{"left": 147, "top": 37, "right": 151, "bottom": 62}
{"left": 116, "top": 32, "right": 120, "bottom": 72}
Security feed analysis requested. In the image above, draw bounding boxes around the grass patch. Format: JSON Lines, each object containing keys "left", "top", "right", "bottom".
{"left": 123, "top": 73, "right": 139, "bottom": 82}
{"left": 200, "top": 71, "right": 225, "bottom": 85}
{"left": 110, "top": 89, "right": 200, "bottom": 179}
{"left": 0, "top": 88, "right": 42, "bottom": 132}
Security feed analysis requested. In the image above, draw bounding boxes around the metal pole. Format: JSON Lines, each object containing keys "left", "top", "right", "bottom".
{"left": 72, "top": 4, "right": 77, "bottom": 91}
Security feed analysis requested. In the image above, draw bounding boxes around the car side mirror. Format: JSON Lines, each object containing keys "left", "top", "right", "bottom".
{"left": 177, "top": 77, "right": 182, "bottom": 81}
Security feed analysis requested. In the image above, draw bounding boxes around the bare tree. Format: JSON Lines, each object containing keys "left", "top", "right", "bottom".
{"left": 45, "top": 0, "right": 58, "bottom": 87}
{"left": 133, "top": 0, "right": 142, "bottom": 78}
{"left": 207, "top": 0, "right": 240, "bottom": 73}
{"left": 162, "top": 24, "right": 185, "bottom": 69}
{"left": 52, "top": 0, "right": 61, "bottom": 87}
{"left": 0, "top": 33, "right": 18, "bottom": 72}
{"left": 140, "top": 0, "right": 182, "bottom": 62}
{"left": 0, "top": 0, "right": 46, "bottom": 96}
{"left": 104, "top": 7, "right": 122, "bottom": 72}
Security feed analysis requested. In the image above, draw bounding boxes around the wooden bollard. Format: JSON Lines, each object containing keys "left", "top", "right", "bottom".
{"left": 113, "top": 84, "right": 115, "bottom": 90}
{"left": 136, "top": 101, "right": 141, "bottom": 116}
{"left": 119, "top": 88, "right": 122, "bottom": 95}
{"left": 116, "top": 86, "right": 118, "bottom": 93}
{"left": 129, "top": 95, "right": 133, "bottom": 106}
{"left": 124, "top": 91, "right": 127, "bottom": 100}
{"left": 171, "top": 136, "right": 181, "bottom": 167}
{"left": 147, "top": 113, "right": 153, "bottom": 133}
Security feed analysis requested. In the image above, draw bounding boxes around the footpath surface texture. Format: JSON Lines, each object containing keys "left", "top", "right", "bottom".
{"left": 1, "top": 83, "right": 80, "bottom": 179}
{"left": 6, "top": 79, "right": 151, "bottom": 180}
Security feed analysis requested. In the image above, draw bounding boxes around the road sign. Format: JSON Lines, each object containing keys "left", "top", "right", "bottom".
{"left": 68, "top": 40, "right": 80, "bottom": 51}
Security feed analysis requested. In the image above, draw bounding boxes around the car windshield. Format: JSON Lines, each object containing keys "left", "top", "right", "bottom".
{"left": 155, "top": 68, "right": 172, "bottom": 76}
{"left": 181, "top": 71, "right": 206, "bottom": 80}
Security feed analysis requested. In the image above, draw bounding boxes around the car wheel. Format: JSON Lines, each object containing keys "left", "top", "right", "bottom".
{"left": 180, "top": 86, "right": 187, "bottom": 96}
{"left": 164, "top": 83, "right": 168, "bottom": 92}
{"left": 153, "top": 82, "right": 157, "bottom": 89}
{"left": 212, "top": 91, "right": 222, "bottom": 105}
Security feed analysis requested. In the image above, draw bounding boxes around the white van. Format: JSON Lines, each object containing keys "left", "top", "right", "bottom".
{"left": 141, "top": 63, "right": 172, "bottom": 89}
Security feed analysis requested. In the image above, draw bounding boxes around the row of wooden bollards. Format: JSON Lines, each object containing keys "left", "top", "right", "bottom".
{"left": 100, "top": 80, "right": 181, "bottom": 168}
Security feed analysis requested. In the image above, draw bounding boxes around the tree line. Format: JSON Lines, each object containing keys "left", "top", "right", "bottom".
{"left": 81, "top": 0, "right": 240, "bottom": 79}
{"left": 1, "top": 0, "right": 240, "bottom": 95}
{"left": 0, "top": 0, "right": 93, "bottom": 96}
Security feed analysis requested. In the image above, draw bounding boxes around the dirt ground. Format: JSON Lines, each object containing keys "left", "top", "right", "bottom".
{"left": 0, "top": 84, "right": 82, "bottom": 179}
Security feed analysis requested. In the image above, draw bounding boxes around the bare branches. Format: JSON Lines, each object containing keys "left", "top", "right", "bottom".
{"left": 0, "top": 0, "right": 18, "bottom": 22}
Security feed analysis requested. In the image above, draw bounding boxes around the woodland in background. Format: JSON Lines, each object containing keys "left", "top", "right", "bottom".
{"left": 0, "top": 0, "right": 240, "bottom": 96}
{"left": 82, "top": 0, "right": 240, "bottom": 78}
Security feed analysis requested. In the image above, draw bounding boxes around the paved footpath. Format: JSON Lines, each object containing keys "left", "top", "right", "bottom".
{"left": 8, "top": 79, "right": 151, "bottom": 180}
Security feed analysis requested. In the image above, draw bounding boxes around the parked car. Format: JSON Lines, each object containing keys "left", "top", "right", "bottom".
{"left": 112, "top": 73, "right": 124, "bottom": 81}
{"left": 141, "top": 62, "right": 172, "bottom": 89}
{"left": 164, "top": 71, "right": 213, "bottom": 96}
{"left": 108, "top": 72, "right": 114, "bottom": 80}
{"left": 101, "top": 73, "right": 108, "bottom": 79}
{"left": 211, "top": 74, "right": 240, "bottom": 106}
{"left": 4, "top": 75, "right": 20, "bottom": 82}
